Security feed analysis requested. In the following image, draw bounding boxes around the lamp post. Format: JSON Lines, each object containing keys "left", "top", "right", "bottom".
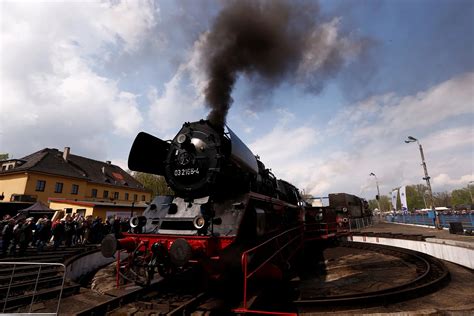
{"left": 369, "top": 173, "right": 382, "bottom": 216}
{"left": 405, "top": 136, "right": 438, "bottom": 228}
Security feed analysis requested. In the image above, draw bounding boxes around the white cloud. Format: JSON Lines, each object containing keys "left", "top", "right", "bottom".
{"left": 433, "top": 173, "right": 473, "bottom": 188}
{"left": 0, "top": 1, "right": 156, "bottom": 159}
{"left": 251, "top": 73, "right": 474, "bottom": 199}
{"left": 147, "top": 33, "right": 209, "bottom": 135}
{"left": 329, "top": 72, "right": 474, "bottom": 143}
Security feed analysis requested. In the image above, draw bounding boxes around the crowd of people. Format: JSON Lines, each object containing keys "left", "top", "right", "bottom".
{"left": 0, "top": 213, "right": 131, "bottom": 257}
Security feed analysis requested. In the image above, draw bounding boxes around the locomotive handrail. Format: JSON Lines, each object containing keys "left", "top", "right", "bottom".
{"left": 235, "top": 225, "right": 303, "bottom": 315}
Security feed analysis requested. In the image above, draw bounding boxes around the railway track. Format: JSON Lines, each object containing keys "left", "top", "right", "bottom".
{"left": 0, "top": 245, "right": 97, "bottom": 312}
{"left": 79, "top": 241, "right": 451, "bottom": 315}
{"left": 77, "top": 267, "right": 234, "bottom": 316}
{"left": 294, "top": 241, "right": 450, "bottom": 309}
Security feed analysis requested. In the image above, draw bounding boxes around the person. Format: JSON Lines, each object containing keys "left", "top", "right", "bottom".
{"left": 83, "top": 216, "right": 92, "bottom": 244}
{"left": 19, "top": 217, "right": 34, "bottom": 256}
{"left": 36, "top": 218, "right": 51, "bottom": 252}
{"left": 75, "top": 216, "right": 84, "bottom": 245}
{"left": 52, "top": 219, "right": 65, "bottom": 250}
{"left": 64, "top": 215, "right": 75, "bottom": 247}
{"left": 91, "top": 217, "right": 104, "bottom": 244}
{"left": 1, "top": 219, "right": 15, "bottom": 256}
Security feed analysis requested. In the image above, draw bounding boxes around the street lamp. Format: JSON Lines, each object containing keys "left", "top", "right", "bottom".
{"left": 405, "top": 136, "right": 439, "bottom": 228}
{"left": 369, "top": 173, "right": 382, "bottom": 215}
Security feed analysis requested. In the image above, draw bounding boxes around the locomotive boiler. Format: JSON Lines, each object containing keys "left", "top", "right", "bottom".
{"left": 101, "top": 120, "right": 303, "bottom": 284}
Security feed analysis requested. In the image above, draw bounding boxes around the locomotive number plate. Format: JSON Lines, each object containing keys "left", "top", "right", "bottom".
{"left": 174, "top": 168, "right": 200, "bottom": 176}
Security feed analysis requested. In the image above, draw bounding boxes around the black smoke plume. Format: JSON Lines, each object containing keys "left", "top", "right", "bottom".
{"left": 202, "top": 0, "right": 362, "bottom": 127}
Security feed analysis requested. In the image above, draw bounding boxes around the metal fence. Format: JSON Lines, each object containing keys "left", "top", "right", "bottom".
{"left": 347, "top": 216, "right": 378, "bottom": 232}
{"left": 1, "top": 261, "right": 66, "bottom": 315}
{"left": 386, "top": 214, "right": 474, "bottom": 230}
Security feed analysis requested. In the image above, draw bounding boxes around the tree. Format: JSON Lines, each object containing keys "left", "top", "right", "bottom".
{"left": 132, "top": 172, "right": 174, "bottom": 197}
{"left": 433, "top": 191, "right": 450, "bottom": 207}
{"left": 0, "top": 153, "right": 9, "bottom": 161}
{"left": 451, "top": 188, "right": 471, "bottom": 207}
{"left": 369, "top": 195, "right": 390, "bottom": 212}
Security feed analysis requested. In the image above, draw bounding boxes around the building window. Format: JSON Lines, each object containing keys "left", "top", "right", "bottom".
{"left": 133, "top": 194, "right": 137, "bottom": 201}
{"left": 114, "top": 192, "right": 119, "bottom": 200}
{"left": 141, "top": 195, "right": 145, "bottom": 201}
{"left": 125, "top": 193, "right": 129, "bottom": 201}
{"left": 1, "top": 165, "right": 6, "bottom": 171}
{"left": 65, "top": 208, "right": 73, "bottom": 214}
{"left": 91, "top": 188, "right": 97, "bottom": 198}
{"left": 71, "top": 184, "right": 79, "bottom": 195}
{"left": 36, "top": 180, "right": 46, "bottom": 192}
{"left": 54, "top": 182, "right": 63, "bottom": 193}
{"left": 103, "top": 190, "right": 109, "bottom": 198}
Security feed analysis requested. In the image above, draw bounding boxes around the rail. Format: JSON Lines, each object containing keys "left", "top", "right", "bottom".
{"left": 234, "top": 225, "right": 304, "bottom": 315}
{"left": 0, "top": 261, "right": 66, "bottom": 315}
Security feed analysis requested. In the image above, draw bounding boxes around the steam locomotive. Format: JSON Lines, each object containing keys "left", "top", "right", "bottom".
{"left": 101, "top": 120, "right": 304, "bottom": 283}
{"left": 328, "top": 193, "right": 371, "bottom": 229}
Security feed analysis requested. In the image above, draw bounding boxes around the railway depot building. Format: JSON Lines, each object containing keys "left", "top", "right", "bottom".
{"left": 0, "top": 147, "right": 151, "bottom": 217}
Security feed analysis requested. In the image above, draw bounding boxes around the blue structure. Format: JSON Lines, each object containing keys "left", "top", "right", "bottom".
{"left": 386, "top": 213, "right": 474, "bottom": 230}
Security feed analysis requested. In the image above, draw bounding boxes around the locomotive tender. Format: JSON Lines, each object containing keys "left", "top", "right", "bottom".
{"left": 102, "top": 120, "right": 304, "bottom": 281}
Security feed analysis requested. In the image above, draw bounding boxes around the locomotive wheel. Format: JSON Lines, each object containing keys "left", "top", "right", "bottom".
{"left": 158, "top": 263, "right": 175, "bottom": 277}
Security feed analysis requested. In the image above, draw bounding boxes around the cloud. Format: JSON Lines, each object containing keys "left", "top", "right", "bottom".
{"left": 147, "top": 33, "right": 209, "bottom": 136}
{"left": 249, "top": 109, "right": 320, "bottom": 173}
{"left": 329, "top": 72, "right": 474, "bottom": 143}
{"left": 250, "top": 73, "right": 474, "bottom": 198}
{"left": 0, "top": 1, "right": 156, "bottom": 159}
{"left": 433, "top": 173, "right": 473, "bottom": 188}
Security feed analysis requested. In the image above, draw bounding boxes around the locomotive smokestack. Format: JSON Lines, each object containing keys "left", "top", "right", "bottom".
{"left": 202, "top": 0, "right": 365, "bottom": 127}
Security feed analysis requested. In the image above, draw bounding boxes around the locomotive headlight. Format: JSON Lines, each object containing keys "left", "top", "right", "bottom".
{"left": 190, "top": 138, "right": 207, "bottom": 152}
{"left": 177, "top": 134, "right": 187, "bottom": 144}
{"left": 193, "top": 216, "right": 206, "bottom": 229}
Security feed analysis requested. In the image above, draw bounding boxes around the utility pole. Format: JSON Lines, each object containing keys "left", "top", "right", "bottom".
{"left": 369, "top": 173, "right": 382, "bottom": 217}
{"left": 405, "top": 136, "right": 439, "bottom": 228}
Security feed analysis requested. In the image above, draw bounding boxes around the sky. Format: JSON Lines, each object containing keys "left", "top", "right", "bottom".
{"left": 1, "top": 0, "right": 473, "bottom": 200}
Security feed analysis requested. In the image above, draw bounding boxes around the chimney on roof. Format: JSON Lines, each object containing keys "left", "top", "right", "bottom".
{"left": 63, "top": 147, "right": 70, "bottom": 161}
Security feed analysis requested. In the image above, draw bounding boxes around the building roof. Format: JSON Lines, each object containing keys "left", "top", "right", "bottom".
{"left": 20, "top": 201, "right": 54, "bottom": 212}
{"left": 0, "top": 148, "right": 148, "bottom": 192}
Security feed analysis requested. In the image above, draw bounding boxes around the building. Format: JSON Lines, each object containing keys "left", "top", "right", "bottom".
{"left": 48, "top": 199, "right": 147, "bottom": 220}
{"left": 0, "top": 147, "right": 152, "bottom": 209}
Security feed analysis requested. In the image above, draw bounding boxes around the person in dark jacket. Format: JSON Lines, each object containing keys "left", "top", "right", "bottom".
{"left": 64, "top": 215, "right": 75, "bottom": 247}
{"left": 2, "top": 219, "right": 15, "bottom": 256}
{"left": 52, "top": 219, "right": 65, "bottom": 250}
{"left": 18, "top": 218, "right": 34, "bottom": 256}
{"left": 36, "top": 219, "right": 51, "bottom": 252}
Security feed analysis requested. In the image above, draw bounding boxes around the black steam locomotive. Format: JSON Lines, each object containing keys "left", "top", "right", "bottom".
{"left": 102, "top": 120, "right": 303, "bottom": 282}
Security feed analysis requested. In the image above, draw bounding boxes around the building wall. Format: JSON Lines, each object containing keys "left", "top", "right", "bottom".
{"left": 1, "top": 171, "right": 152, "bottom": 205}
{"left": 82, "top": 184, "right": 151, "bottom": 204}
{"left": 25, "top": 173, "right": 89, "bottom": 203}
{"left": 48, "top": 201, "right": 144, "bottom": 219}
{"left": 49, "top": 201, "right": 94, "bottom": 217}
{"left": 93, "top": 205, "right": 143, "bottom": 220}
{"left": 0, "top": 173, "right": 28, "bottom": 201}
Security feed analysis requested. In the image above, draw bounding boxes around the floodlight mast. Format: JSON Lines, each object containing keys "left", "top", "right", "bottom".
{"left": 405, "top": 136, "right": 434, "bottom": 209}
{"left": 369, "top": 172, "right": 382, "bottom": 215}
